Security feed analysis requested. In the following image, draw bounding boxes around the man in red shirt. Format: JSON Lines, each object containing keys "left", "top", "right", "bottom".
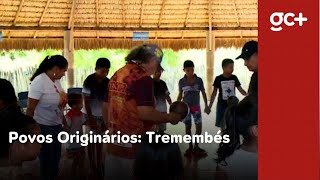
{"left": 103, "top": 44, "right": 181, "bottom": 179}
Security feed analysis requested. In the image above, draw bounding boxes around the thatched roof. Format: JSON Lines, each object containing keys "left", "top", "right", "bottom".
{"left": 0, "top": 0, "right": 257, "bottom": 50}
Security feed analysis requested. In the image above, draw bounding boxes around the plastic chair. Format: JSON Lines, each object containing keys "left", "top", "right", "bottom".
{"left": 18, "top": 91, "right": 28, "bottom": 113}
{"left": 67, "top": 88, "right": 82, "bottom": 94}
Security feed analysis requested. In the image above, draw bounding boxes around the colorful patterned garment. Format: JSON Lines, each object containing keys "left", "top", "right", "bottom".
{"left": 106, "top": 62, "right": 155, "bottom": 159}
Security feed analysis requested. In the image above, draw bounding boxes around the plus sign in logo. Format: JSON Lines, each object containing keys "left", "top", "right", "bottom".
{"left": 270, "top": 12, "right": 308, "bottom": 32}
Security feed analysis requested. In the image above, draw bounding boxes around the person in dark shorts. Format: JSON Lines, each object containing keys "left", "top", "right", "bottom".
{"left": 177, "top": 60, "right": 209, "bottom": 158}
{"left": 208, "top": 59, "right": 247, "bottom": 128}
{"left": 153, "top": 66, "right": 172, "bottom": 134}
{"left": 82, "top": 58, "right": 110, "bottom": 178}
{"left": 236, "top": 40, "right": 258, "bottom": 97}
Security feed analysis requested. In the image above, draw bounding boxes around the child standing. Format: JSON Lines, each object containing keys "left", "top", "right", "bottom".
{"left": 153, "top": 66, "right": 172, "bottom": 134}
{"left": 65, "top": 93, "right": 86, "bottom": 179}
{"left": 82, "top": 58, "right": 110, "bottom": 178}
{"left": 177, "top": 60, "right": 209, "bottom": 157}
{"left": 208, "top": 59, "right": 247, "bottom": 128}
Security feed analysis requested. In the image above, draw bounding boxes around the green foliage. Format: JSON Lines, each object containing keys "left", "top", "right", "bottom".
{"left": 74, "top": 49, "right": 128, "bottom": 76}
{"left": 162, "top": 49, "right": 179, "bottom": 70}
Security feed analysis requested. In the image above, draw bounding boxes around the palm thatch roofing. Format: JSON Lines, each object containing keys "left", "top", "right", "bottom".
{"left": 0, "top": 0, "right": 257, "bottom": 50}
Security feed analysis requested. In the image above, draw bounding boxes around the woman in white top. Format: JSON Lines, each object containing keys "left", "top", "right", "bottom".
{"left": 215, "top": 96, "right": 257, "bottom": 180}
{"left": 26, "top": 55, "right": 68, "bottom": 180}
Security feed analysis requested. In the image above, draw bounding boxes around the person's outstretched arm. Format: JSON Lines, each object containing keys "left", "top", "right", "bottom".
{"left": 201, "top": 90, "right": 210, "bottom": 114}
{"left": 208, "top": 87, "right": 218, "bottom": 110}
{"left": 177, "top": 92, "right": 183, "bottom": 102}
{"left": 102, "top": 85, "right": 109, "bottom": 130}
{"left": 166, "top": 95, "right": 172, "bottom": 105}
{"left": 199, "top": 78, "right": 209, "bottom": 114}
{"left": 133, "top": 76, "right": 181, "bottom": 124}
{"left": 237, "top": 86, "right": 248, "bottom": 96}
{"left": 102, "top": 102, "right": 108, "bottom": 129}
{"left": 164, "top": 82, "right": 172, "bottom": 105}
{"left": 26, "top": 98, "right": 39, "bottom": 118}
{"left": 177, "top": 79, "right": 183, "bottom": 101}
{"left": 235, "top": 76, "right": 247, "bottom": 96}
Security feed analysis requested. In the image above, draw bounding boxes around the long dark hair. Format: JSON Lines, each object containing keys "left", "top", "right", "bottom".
{"left": 125, "top": 45, "right": 156, "bottom": 64}
{"left": 0, "top": 78, "right": 18, "bottom": 107}
{"left": 30, "top": 55, "right": 68, "bottom": 81}
{"left": 0, "top": 105, "right": 36, "bottom": 158}
{"left": 216, "top": 96, "right": 258, "bottom": 164}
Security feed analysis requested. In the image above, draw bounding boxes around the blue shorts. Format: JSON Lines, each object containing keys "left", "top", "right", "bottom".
{"left": 183, "top": 109, "right": 202, "bottom": 126}
{"left": 215, "top": 103, "right": 228, "bottom": 128}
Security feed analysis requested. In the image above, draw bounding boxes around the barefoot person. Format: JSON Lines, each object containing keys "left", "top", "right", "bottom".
{"left": 208, "top": 59, "right": 247, "bottom": 129}
{"left": 82, "top": 58, "right": 110, "bottom": 178}
{"left": 104, "top": 44, "right": 181, "bottom": 180}
{"left": 177, "top": 60, "right": 209, "bottom": 158}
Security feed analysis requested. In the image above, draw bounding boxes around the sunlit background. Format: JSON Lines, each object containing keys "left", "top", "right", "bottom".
{"left": 0, "top": 47, "right": 252, "bottom": 175}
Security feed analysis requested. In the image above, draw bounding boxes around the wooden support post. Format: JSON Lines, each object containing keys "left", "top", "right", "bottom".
{"left": 206, "top": 31, "right": 214, "bottom": 94}
{"left": 39, "top": 0, "right": 51, "bottom": 26}
{"left": 206, "top": 0, "right": 214, "bottom": 94}
{"left": 158, "top": 0, "right": 166, "bottom": 28}
{"left": 122, "top": 0, "right": 125, "bottom": 27}
{"left": 96, "top": 0, "right": 99, "bottom": 27}
{"left": 64, "top": 30, "right": 74, "bottom": 88}
{"left": 13, "top": 0, "right": 25, "bottom": 26}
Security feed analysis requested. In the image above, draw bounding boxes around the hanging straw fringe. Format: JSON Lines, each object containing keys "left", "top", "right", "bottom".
{"left": 0, "top": 38, "right": 257, "bottom": 51}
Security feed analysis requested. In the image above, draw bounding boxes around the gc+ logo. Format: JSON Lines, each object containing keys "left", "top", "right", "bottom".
{"left": 270, "top": 12, "right": 308, "bottom": 32}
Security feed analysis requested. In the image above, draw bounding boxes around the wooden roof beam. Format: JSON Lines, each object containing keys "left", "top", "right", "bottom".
{"left": 122, "top": 0, "right": 125, "bottom": 27}
{"left": 184, "top": 0, "right": 192, "bottom": 27}
{"left": 39, "top": 0, "right": 51, "bottom": 26}
{"left": 68, "top": 0, "right": 76, "bottom": 30}
{"left": 232, "top": 0, "right": 240, "bottom": 27}
{"left": 2, "top": 36, "right": 257, "bottom": 40}
{"left": 0, "top": 26, "right": 258, "bottom": 31}
{"left": 139, "top": 0, "right": 144, "bottom": 27}
{"left": 96, "top": 0, "right": 99, "bottom": 27}
{"left": 13, "top": 0, "right": 25, "bottom": 26}
{"left": 158, "top": 0, "right": 166, "bottom": 28}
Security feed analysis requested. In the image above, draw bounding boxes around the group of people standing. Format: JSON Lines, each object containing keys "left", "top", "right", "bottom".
{"left": 0, "top": 40, "right": 258, "bottom": 180}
